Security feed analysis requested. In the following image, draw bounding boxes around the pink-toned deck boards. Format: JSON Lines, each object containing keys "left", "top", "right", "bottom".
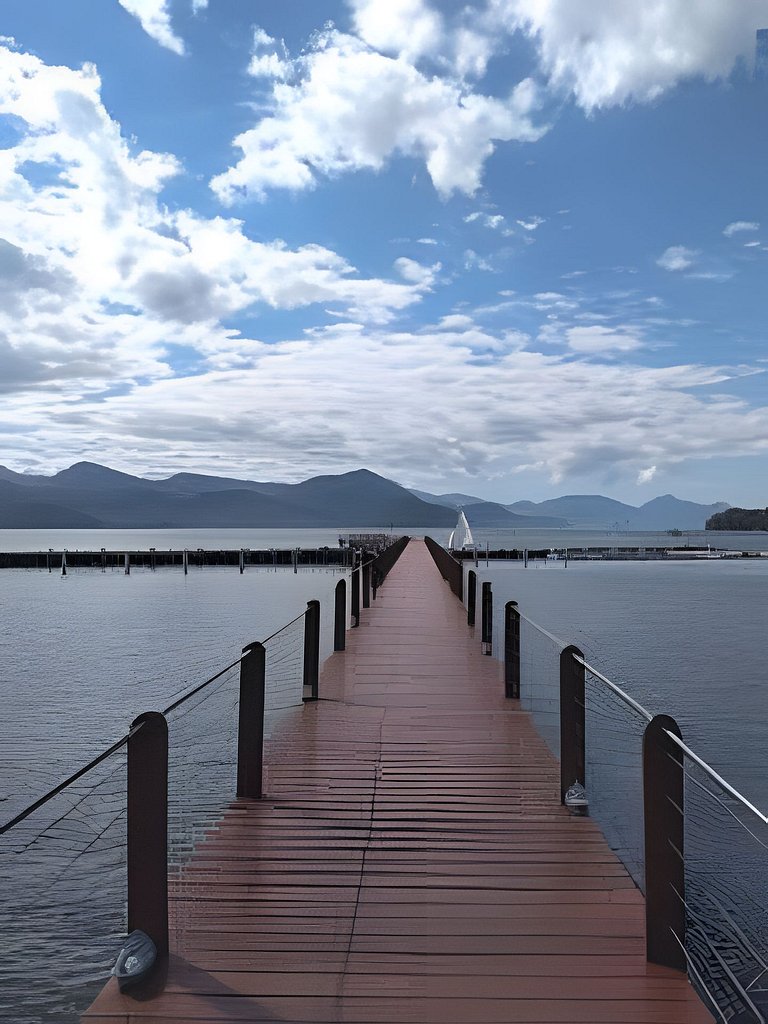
{"left": 83, "top": 540, "right": 710, "bottom": 1023}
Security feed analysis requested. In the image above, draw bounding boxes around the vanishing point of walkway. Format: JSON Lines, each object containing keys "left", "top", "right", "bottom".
{"left": 84, "top": 539, "right": 711, "bottom": 1023}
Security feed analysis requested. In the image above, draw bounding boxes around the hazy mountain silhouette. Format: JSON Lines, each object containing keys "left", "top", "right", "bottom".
{"left": 506, "top": 493, "right": 729, "bottom": 530}
{"left": 0, "top": 463, "right": 456, "bottom": 528}
{"left": 0, "top": 463, "right": 731, "bottom": 530}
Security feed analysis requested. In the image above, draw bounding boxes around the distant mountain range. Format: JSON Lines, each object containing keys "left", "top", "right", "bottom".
{"left": 0, "top": 461, "right": 730, "bottom": 530}
{"left": 410, "top": 487, "right": 730, "bottom": 531}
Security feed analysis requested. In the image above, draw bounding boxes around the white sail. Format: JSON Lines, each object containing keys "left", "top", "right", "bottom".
{"left": 449, "top": 509, "right": 474, "bottom": 549}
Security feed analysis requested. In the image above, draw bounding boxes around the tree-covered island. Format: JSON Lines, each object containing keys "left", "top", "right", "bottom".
{"left": 706, "top": 508, "right": 768, "bottom": 531}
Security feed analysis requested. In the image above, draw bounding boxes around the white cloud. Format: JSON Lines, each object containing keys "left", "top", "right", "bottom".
{"left": 394, "top": 257, "right": 439, "bottom": 285}
{"left": 252, "top": 28, "right": 276, "bottom": 48}
{"left": 490, "top": 0, "right": 766, "bottom": 109}
{"left": 10, "top": 318, "right": 767, "bottom": 489}
{"left": 637, "top": 466, "right": 657, "bottom": 484}
{"left": 210, "top": 30, "right": 546, "bottom": 202}
{"left": 516, "top": 216, "right": 544, "bottom": 230}
{"left": 117, "top": 0, "right": 185, "bottom": 55}
{"left": 463, "top": 249, "right": 494, "bottom": 272}
{"left": 465, "top": 211, "right": 512, "bottom": 233}
{"left": 565, "top": 325, "right": 642, "bottom": 354}
{"left": 248, "top": 53, "right": 290, "bottom": 79}
{"left": 0, "top": 41, "right": 438, "bottom": 412}
{"left": 723, "top": 220, "right": 760, "bottom": 236}
{"left": 657, "top": 246, "right": 698, "bottom": 271}
{"left": 349, "top": 0, "right": 444, "bottom": 63}
{"left": 417, "top": 237, "right": 438, "bottom": 245}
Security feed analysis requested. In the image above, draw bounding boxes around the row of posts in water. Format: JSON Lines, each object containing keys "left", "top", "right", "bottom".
{"left": 10, "top": 546, "right": 364, "bottom": 575}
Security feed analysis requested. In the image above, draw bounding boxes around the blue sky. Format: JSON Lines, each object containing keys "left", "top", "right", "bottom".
{"left": 0, "top": 0, "right": 766, "bottom": 505}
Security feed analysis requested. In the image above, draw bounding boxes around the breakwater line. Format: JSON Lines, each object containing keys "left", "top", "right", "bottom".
{"left": 0, "top": 534, "right": 404, "bottom": 571}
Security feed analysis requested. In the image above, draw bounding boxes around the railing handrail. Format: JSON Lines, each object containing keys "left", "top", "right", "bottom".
{"left": 511, "top": 602, "right": 768, "bottom": 829}
{"left": 571, "top": 653, "right": 654, "bottom": 723}
{"left": 664, "top": 729, "right": 768, "bottom": 825}
{"left": 0, "top": 533, "right": 411, "bottom": 837}
{"left": 0, "top": 722, "right": 141, "bottom": 837}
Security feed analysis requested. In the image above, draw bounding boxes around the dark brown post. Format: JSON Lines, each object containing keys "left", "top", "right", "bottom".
{"left": 303, "top": 600, "right": 320, "bottom": 701}
{"left": 351, "top": 560, "right": 360, "bottom": 628}
{"left": 467, "top": 570, "right": 477, "bottom": 626}
{"left": 559, "top": 645, "right": 585, "bottom": 804}
{"left": 362, "top": 561, "right": 371, "bottom": 609}
{"left": 643, "top": 714, "right": 686, "bottom": 971}
{"left": 481, "top": 581, "right": 493, "bottom": 655}
{"left": 504, "top": 601, "right": 520, "bottom": 698}
{"left": 237, "top": 643, "right": 266, "bottom": 799}
{"left": 127, "top": 711, "right": 168, "bottom": 957}
{"left": 334, "top": 578, "right": 346, "bottom": 651}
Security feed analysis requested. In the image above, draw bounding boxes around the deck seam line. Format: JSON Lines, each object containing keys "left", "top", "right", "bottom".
{"left": 341, "top": 718, "right": 381, "bottom": 976}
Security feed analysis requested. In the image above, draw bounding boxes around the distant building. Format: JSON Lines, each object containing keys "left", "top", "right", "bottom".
{"left": 756, "top": 29, "right": 768, "bottom": 80}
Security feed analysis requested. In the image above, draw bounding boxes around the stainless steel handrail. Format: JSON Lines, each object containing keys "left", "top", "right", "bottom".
{"left": 518, "top": 611, "right": 567, "bottom": 649}
{"left": 664, "top": 729, "right": 768, "bottom": 825}
{"left": 572, "top": 653, "right": 654, "bottom": 723}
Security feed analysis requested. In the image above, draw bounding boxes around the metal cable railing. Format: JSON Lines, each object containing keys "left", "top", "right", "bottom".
{"left": 482, "top": 570, "right": 768, "bottom": 1021}
{"left": 1, "top": 536, "right": 411, "bottom": 1023}
{"left": 423, "top": 544, "right": 768, "bottom": 1020}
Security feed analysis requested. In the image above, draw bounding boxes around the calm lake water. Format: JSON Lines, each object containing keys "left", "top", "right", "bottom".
{"left": 1, "top": 536, "right": 767, "bottom": 1020}
{"left": 0, "top": 525, "right": 766, "bottom": 551}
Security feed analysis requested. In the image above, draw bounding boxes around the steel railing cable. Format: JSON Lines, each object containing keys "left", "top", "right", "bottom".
{"left": 260, "top": 608, "right": 307, "bottom": 646}
{"left": 519, "top": 605, "right": 768, "bottom": 823}
{"left": 572, "top": 653, "right": 653, "bottom": 723}
{"left": 162, "top": 653, "right": 245, "bottom": 715}
{"left": 518, "top": 610, "right": 568, "bottom": 649}
{"left": 0, "top": 603, "right": 317, "bottom": 837}
{"left": 669, "top": 929, "right": 731, "bottom": 1024}
{"left": 664, "top": 729, "right": 768, "bottom": 826}
{"left": 0, "top": 721, "right": 143, "bottom": 836}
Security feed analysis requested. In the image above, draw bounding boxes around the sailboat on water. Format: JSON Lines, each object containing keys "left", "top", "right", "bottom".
{"left": 448, "top": 509, "right": 474, "bottom": 550}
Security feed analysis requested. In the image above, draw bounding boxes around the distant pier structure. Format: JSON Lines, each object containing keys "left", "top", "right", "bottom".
{"left": 757, "top": 28, "right": 768, "bottom": 79}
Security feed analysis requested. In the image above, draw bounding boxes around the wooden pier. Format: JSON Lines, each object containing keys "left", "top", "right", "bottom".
{"left": 83, "top": 539, "right": 711, "bottom": 1023}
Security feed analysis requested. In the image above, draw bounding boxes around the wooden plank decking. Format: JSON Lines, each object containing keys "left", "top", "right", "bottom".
{"left": 83, "top": 539, "right": 711, "bottom": 1023}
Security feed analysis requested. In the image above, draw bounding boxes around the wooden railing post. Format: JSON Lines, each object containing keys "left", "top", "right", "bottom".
{"left": 237, "top": 642, "right": 266, "bottom": 799}
{"left": 504, "top": 601, "right": 520, "bottom": 698}
{"left": 362, "top": 561, "right": 371, "bottom": 609}
{"left": 334, "top": 578, "right": 346, "bottom": 651}
{"left": 559, "top": 646, "right": 585, "bottom": 804}
{"left": 481, "top": 581, "right": 493, "bottom": 655}
{"left": 351, "top": 556, "right": 360, "bottom": 628}
{"left": 643, "top": 714, "right": 686, "bottom": 971}
{"left": 303, "top": 600, "right": 320, "bottom": 701}
{"left": 127, "top": 711, "right": 168, "bottom": 958}
{"left": 467, "top": 570, "right": 477, "bottom": 626}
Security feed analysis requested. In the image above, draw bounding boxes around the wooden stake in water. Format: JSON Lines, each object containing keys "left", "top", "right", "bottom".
{"left": 61, "top": 551, "right": 67, "bottom": 577}
{"left": 125, "top": 552, "right": 130, "bottom": 575}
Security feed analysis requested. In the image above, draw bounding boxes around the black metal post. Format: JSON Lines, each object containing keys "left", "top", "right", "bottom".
{"left": 467, "top": 570, "right": 477, "bottom": 627}
{"left": 237, "top": 642, "right": 266, "bottom": 799}
{"left": 127, "top": 711, "right": 168, "bottom": 958}
{"left": 559, "top": 646, "right": 585, "bottom": 804}
{"left": 643, "top": 714, "right": 686, "bottom": 971}
{"left": 351, "top": 559, "right": 360, "bottom": 628}
{"left": 362, "top": 561, "right": 371, "bottom": 609}
{"left": 303, "top": 600, "right": 320, "bottom": 701}
{"left": 481, "top": 581, "right": 493, "bottom": 655}
{"left": 504, "top": 601, "right": 520, "bottom": 698}
{"left": 334, "top": 578, "right": 346, "bottom": 651}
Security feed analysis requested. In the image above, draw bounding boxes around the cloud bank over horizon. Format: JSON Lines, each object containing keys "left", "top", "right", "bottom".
{"left": 0, "top": 0, "right": 766, "bottom": 504}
